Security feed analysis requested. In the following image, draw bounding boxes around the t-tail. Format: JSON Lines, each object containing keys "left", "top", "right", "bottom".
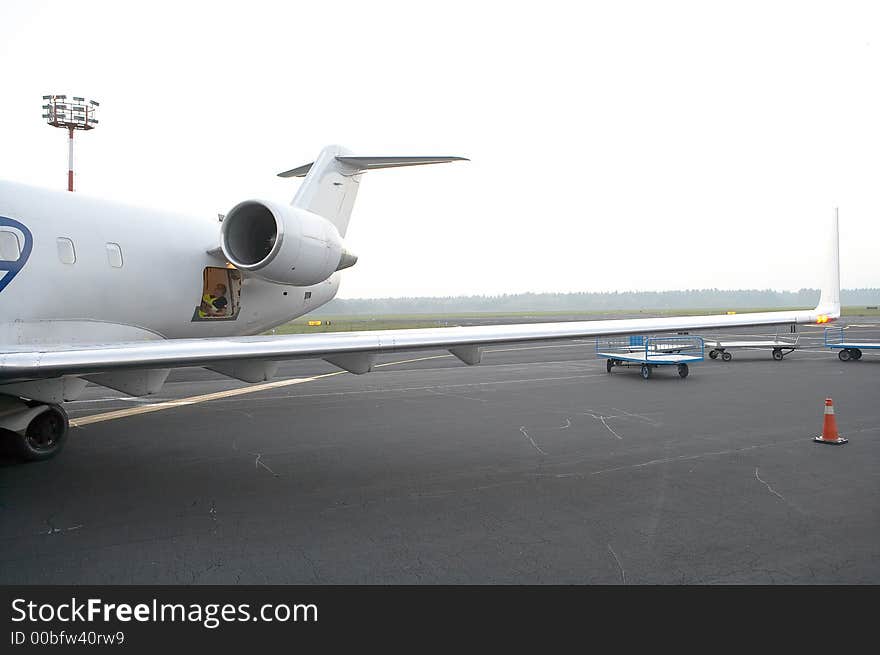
{"left": 278, "top": 145, "right": 468, "bottom": 237}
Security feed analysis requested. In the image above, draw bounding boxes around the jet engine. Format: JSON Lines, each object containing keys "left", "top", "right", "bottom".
{"left": 219, "top": 199, "right": 357, "bottom": 286}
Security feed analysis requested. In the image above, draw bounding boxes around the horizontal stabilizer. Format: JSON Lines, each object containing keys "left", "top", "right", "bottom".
{"left": 277, "top": 155, "right": 468, "bottom": 178}
{"left": 278, "top": 163, "right": 314, "bottom": 178}
{"left": 336, "top": 156, "right": 468, "bottom": 171}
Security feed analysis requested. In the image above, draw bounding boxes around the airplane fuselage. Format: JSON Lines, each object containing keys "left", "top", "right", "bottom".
{"left": 0, "top": 180, "right": 340, "bottom": 346}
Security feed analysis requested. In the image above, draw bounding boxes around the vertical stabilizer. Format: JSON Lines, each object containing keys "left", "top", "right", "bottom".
{"left": 287, "top": 145, "right": 360, "bottom": 237}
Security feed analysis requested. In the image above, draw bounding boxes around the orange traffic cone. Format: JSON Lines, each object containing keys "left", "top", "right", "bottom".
{"left": 814, "top": 397, "right": 848, "bottom": 445}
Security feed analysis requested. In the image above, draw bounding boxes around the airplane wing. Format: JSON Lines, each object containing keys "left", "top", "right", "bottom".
{"left": 0, "top": 304, "right": 837, "bottom": 384}
{"left": 0, "top": 214, "right": 840, "bottom": 402}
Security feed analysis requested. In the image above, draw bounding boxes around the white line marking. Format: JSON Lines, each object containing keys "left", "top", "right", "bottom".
{"left": 68, "top": 396, "right": 158, "bottom": 404}
{"left": 486, "top": 343, "right": 593, "bottom": 353}
{"left": 44, "top": 524, "right": 83, "bottom": 536}
{"left": 425, "top": 388, "right": 488, "bottom": 403}
{"left": 611, "top": 408, "right": 661, "bottom": 425}
{"left": 754, "top": 468, "right": 786, "bottom": 502}
{"left": 542, "top": 438, "right": 804, "bottom": 479}
{"left": 142, "top": 374, "right": 609, "bottom": 407}
{"left": 599, "top": 416, "right": 624, "bottom": 440}
{"left": 607, "top": 544, "right": 626, "bottom": 584}
{"left": 69, "top": 346, "right": 604, "bottom": 426}
{"left": 554, "top": 418, "right": 572, "bottom": 430}
{"left": 255, "top": 453, "right": 280, "bottom": 477}
{"left": 581, "top": 410, "right": 624, "bottom": 439}
{"left": 373, "top": 355, "right": 451, "bottom": 367}
{"left": 519, "top": 426, "right": 548, "bottom": 456}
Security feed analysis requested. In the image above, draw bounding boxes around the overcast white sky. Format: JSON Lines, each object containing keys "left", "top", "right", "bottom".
{"left": 1, "top": 0, "right": 877, "bottom": 298}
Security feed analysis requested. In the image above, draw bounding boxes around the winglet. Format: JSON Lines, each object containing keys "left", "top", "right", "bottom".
{"left": 814, "top": 207, "right": 841, "bottom": 320}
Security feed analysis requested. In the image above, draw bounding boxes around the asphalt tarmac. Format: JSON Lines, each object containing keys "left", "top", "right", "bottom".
{"left": 1, "top": 320, "right": 878, "bottom": 584}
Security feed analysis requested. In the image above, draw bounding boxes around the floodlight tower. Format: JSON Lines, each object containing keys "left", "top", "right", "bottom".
{"left": 41, "top": 94, "right": 99, "bottom": 192}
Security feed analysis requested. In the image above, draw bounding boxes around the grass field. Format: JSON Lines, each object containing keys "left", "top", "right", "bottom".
{"left": 268, "top": 306, "right": 879, "bottom": 334}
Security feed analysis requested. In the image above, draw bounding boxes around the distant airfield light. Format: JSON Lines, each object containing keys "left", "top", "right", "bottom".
{"left": 42, "top": 93, "right": 99, "bottom": 192}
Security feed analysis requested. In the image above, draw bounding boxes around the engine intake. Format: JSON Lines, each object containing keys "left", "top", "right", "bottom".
{"left": 220, "top": 199, "right": 354, "bottom": 286}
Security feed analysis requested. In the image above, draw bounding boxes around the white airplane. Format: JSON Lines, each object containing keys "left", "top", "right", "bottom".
{"left": 0, "top": 145, "right": 841, "bottom": 461}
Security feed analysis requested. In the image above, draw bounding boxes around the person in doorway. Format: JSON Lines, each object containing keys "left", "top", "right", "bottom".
{"left": 199, "top": 283, "right": 228, "bottom": 318}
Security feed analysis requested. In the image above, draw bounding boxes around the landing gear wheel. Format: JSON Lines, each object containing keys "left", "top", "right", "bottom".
{"left": 709, "top": 350, "right": 718, "bottom": 359}
{"left": 15, "top": 404, "right": 69, "bottom": 462}
{"left": 606, "top": 359, "right": 614, "bottom": 373}
{"left": 852, "top": 349, "right": 862, "bottom": 360}
{"left": 772, "top": 349, "right": 784, "bottom": 361}
{"left": 838, "top": 349, "right": 852, "bottom": 362}
{"left": 640, "top": 364, "right": 651, "bottom": 380}
{"left": 721, "top": 352, "right": 732, "bottom": 362}
{"left": 677, "top": 363, "right": 689, "bottom": 378}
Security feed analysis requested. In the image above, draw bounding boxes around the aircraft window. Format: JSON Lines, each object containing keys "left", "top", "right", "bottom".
{"left": 0, "top": 230, "right": 21, "bottom": 261}
{"left": 304, "top": 291, "right": 312, "bottom": 300}
{"left": 106, "top": 242, "right": 123, "bottom": 268}
{"left": 56, "top": 237, "right": 76, "bottom": 264}
{"left": 193, "top": 266, "right": 242, "bottom": 321}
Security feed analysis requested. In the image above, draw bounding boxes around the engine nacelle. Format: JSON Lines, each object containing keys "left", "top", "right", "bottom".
{"left": 220, "top": 199, "right": 355, "bottom": 286}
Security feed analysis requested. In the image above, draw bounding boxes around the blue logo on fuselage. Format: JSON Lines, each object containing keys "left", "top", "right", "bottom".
{"left": 0, "top": 216, "right": 33, "bottom": 294}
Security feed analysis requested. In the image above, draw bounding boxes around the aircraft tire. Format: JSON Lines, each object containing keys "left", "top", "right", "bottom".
{"left": 772, "top": 349, "right": 784, "bottom": 361}
{"left": 709, "top": 350, "right": 718, "bottom": 359}
{"left": 721, "top": 352, "right": 732, "bottom": 362}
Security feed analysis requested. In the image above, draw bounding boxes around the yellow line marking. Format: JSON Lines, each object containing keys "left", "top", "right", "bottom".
{"left": 70, "top": 345, "right": 608, "bottom": 428}
{"left": 69, "top": 354, "right": 453, "bottom": 428}
{"left": 70, "top": 372, "right": 345, "bottom": 427}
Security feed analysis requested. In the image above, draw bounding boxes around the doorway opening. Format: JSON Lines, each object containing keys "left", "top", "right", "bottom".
{"left": 193, "top": 266, "right": 242, "bottom": 321}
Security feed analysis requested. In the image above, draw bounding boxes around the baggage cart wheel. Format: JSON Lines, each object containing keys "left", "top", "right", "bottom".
{"left": 640, "top": 364, "right": 651, "bottom": 380}
{"left": 721, "top": 351, "right": 732, "bottom": 362}
{"left": 772, "top": 348, "right": 784, "bottom": 361}
{"left": 709, "top": 350, "right": 718, "bottom": 359}
{"left": 852, "top": 349, "right": 862, "bottom": 360}
{"left": 677, "top": 363, "right": 689, "bottom": 378}
{"left": 606, "top": 359, "right": 614, "bottom": 373}
{"left": 838, "top": 349, "right": 851, "bottom": 362}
